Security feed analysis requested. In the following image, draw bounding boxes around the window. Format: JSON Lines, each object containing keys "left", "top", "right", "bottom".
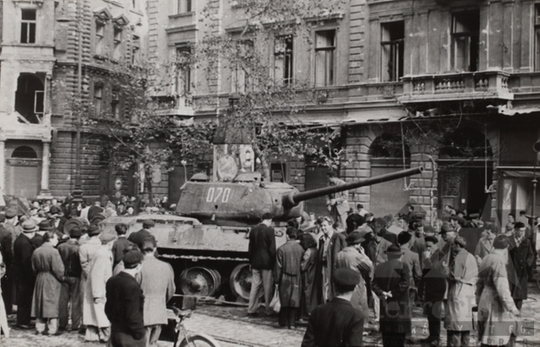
{"left": 21, "top": 9, "right": 36, "bottom": 43}
{"left": 177, "top": 0, "right": 192, "bottom": 13}
{"left": 113, "top": 27, "right": 123, "bottom": 60}
{"left": 315, "top": 30, "right": 336, "bottom": 87}
{"left": 95, "top": 22, "right": 105, "bottom": 55}
{"left": 451, "top": 11, "right": 480, "bottom": 72}
{"left": 111, "top": 89, "right": 120, "bottom": 119}
{"left": 94, "top": 86, "right": 103, "bottom": 115}
{"left": 380, "top": 21, "right": 404, "bottom": 82}
{"left": 176, "top": 46, "right": 192, "bottom": 95}
{"left": 535, "top": 5, "right": 540, "bottom": 70}
{"left": 274, "top": 35, "right": 294, "bottom": 85}
{"left": 132, "top": 35, "right": 140, "bottom": 65}
{"left": 231, "top": 39, "right": 253, "bottom": 93}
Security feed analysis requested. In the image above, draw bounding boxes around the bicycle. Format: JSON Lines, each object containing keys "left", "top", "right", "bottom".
{"left": 159, "top": 306, "right": 221, "bottom": 347}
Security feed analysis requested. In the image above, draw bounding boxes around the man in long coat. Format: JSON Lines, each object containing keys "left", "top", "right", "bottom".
{"left": 274, "top": 227, "right": 305, "bottom": 328}
{"left": 302, "top": 268, "right": 364, "bottom": 347}
{"left": 31, "top": 232, "right": 65, "bottom": 335}
{"left": 507, "top": 222, "right": 534, "bottom": 310}
{"left": 476, "top": 235, "right": 520, "bottom": 347}
{"left": 79, "top": 224, "right": 102, "bottom": 285}
{"left": 299, "top": 233, "right": 317, "bottom": 318}
{"left": 106, "top": 250, "right": 146, "bottom": 347}
{"left": 13, "top": 220, "right": 39, "bottom": 328}
{"left": 3, "top": 207, "right": 21, "bottom": 315}
{"left": 83, "top": 233, "right": 116, "bottom": 342}
{"left": 443, "top": 236, "right": 478, "bottom": 347}
{"left": 138, "top": 237, "right": 175, "bottom": 346}
{"left": 0, "top": 223, "right": 13, "bottom": 315}
{"left": 335, "top": 230, "right": 372, "bottom": 316}
{"left": 372, "top": 245, "right": 411, "bottom": 347}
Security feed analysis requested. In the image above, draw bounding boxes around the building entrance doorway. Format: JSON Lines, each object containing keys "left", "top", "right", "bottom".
{"left": 6, "top": 144, "right": 42, "bottom": 198}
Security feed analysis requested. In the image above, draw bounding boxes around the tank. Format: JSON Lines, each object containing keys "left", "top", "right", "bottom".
{"left": 100, "top": 165, "right": 423, "bottom": 301}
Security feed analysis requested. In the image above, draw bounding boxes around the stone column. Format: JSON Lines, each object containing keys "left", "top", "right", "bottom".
{"left": 38, "top": 141, "right": 52, "bottom": 198}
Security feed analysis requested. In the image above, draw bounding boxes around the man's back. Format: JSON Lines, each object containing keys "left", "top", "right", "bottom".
{"left": 128, "top": 229, "right": 151, "bottom": 250}
{"left": 105, "top": 272, "right": 145, "bottom": 339}
{"left": 248, "top": 224, "right": 276, "bottom": 270}
{"left": 401, "top": 247, "right": 422, "bottom": 286}
{"left": 301, "top": 297, "right": 363, "bottom": 347}
{"left": 138, "top": 256, "right": 175, "bottom": 326}
{"left": 58, "top": 240, "right": 82, "bottom": 277}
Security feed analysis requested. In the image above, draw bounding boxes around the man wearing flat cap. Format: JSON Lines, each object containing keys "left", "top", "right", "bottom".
{"left": 507, "top": 221, "right": 534, "bottom": 310}
{"left": 336, "top": 230, "right": 372, "bottom": 323}
{"left": 128, "top": 219, "right": 156, "bottom": 251}
{"left": 302, "top": 268, "right": 365, "bottom": 347}
{"left": 372, "top": 245, "right": 411, "bottom": 347}
{"left": 106, "top": 250, "right": 146, "bottom": 347}
{"left": 82, "top": 232, "right": 116, "bottom": 342}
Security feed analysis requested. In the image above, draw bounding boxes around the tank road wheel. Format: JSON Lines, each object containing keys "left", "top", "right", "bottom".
{"left": 229, "top": 263, "right": 259, "bottom": 302}
{"left": 180, "top": 267, "right": 222, "bottom": 297}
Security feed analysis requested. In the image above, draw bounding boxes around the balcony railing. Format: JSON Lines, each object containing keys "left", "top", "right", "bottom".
{"left": 400, "top": 71, "right": 513, "bottom": 103}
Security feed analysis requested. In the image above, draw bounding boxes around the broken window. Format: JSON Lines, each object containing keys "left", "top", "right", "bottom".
{"left": 176, "top": 46, "right": 192, "bottom": 95}
{"left": 381, "top": 21, "right": 404, "bottom": 82}
{"left": 111, "top": 89, "right": 121, "bottom": 119}
{"left": 535, "top": 5, "right": 540, "bottom": 71}
{"left": 113, "top": 27, "right": 123, "bottom": 60}
{"left": 21, "top": 9, "right": 36, "bottom": 44}
{"left": 132, "top": 35, "right": 140, "bottom": 65}
{"left": 315, "top": 30, "right": 336, "bottom": 87}
{"left": 15, "top": 74, "right": 44, "bottom": 124}
{"left": 95, "top": 21, "right": 105, "bottom": 55}
{"left": 274, "top": 35, "right": 294, "bottom": 85}
{"left": 94, "top": 85, "right": 103, "bottom": 116}
{"left": 451, "top": 11, "right": 480, "bottom": 72}
{"left": 231, "top": 38, "right": 253, "bottom": 93}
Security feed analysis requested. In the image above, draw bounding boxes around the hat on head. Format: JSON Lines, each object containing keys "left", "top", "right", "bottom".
{"left": 99, "top": 232, "right": 116, "bottom": 244}
{"left": 385, "top": 245, "right": 403, "bottom": 257}
{"left": 22, "top": 220, "right": 38, "bottom": 233}
{"left": 514, "top": 222, "right": 526, "bottom": 229}
{"left": 48, "top": 206, "right": 64, "bottom": 217}
{"left": 346, "top": 231, "right": 366, "bottom": 245}
{"left": 39, "top": 220, "right": 53, "bottom": 231}
{"left": 454, "top": 236, "right": 467, "bottom": 248}
{"left": 440, "top": 222, "right": 455, "bottom": 234}
{"left": 123, "top": 250, "right": 144, "bottom": 269}
{"left": 70, "top": 226, "right": 82, "bottom": 239}
{"left": 261, "top": 212, "right": 273, "bottom": 221}
{"left": 5, "top": 208, "right": 17, "bottom": 219}
{"left": 87, "top": 224, "right": 101, "bottom": 236}
{"left": 333, "top": 268, "right": 360, "bottom": 287}
{"left": 424, "top": 235, "right": 439, "bottom": 244}
{"left": 142, "top": 219, "right": 155, "bottom": 229}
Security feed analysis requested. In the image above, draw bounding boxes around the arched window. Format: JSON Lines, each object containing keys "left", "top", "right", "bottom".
{"left": 11, "top": 146, "right": 38, "bottom": 159}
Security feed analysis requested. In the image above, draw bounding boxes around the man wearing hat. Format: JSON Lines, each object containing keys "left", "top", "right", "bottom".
{"left": 419, "top": 235, "right": 446, "bottom": 347}
{"left": 335, "top": 230, "right": 373, "bottom": 338}
{"left": 83, "top": 232, "right": 116, "bottom": 342}
{"left": 372, "top": 245, "right": 411, "bottom": 347}
{"left": 507, "top": 221, "right": 534, "bottom": 310}
{"left": 79, "top": 224, "right": 102, "bottom": 285}
{"left": 13, "top": 219, "right": 39, "bottom": 328}
{"left": 443, "top": 236, "right": 477, "bottom": 347}
{"left": 128, "top": 219, "right": 156, "bottom": 251}
{"left": 57, "top": 227, "right": 83, "bottom": 332}
{"left": 105, "top": 250, "right": 146, "bottom": 347}
{"left": 301, "top": 268, "right": 364, "bottom": 347}
{"left": 33, "top": 220, "right": 53, "bottom": 248}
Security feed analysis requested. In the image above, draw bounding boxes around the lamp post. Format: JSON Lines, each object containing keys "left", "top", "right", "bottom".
{"left": 57, "top": 0, "right": 83, "bottom": 203}
{"left": 532, "top": 140, "right": 540, "bottom": 250}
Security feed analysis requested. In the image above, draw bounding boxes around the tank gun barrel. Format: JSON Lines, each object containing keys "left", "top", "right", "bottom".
{"left": 283, "top": 166, "right": 424, "bottom": 207}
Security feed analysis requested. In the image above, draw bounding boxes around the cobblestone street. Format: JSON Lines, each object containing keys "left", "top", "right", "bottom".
{"left": 2, "top": 283, "right": 540, "bottom": 347}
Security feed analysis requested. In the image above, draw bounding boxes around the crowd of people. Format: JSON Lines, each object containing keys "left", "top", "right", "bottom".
{"left": 247, "top": 202, "right": 537, "bottom": 347}
{"left": 0, "top": 196, "right": 176, "bottom": 347}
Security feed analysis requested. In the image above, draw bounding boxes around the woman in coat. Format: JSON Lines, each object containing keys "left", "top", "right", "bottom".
{"left": 83, "top": 233, "right": 116, "bottom": 342}
{"left": 31, "top": 232, "right": 64, "bottom": 335}
{"left": 299, "top": 233, "right": 317, "bottom": 318}
{"left": 476, "top": 235, "right": 520, "bottom": 347}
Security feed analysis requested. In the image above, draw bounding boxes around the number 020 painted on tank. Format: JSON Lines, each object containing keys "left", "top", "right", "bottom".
{"left": 206, "top": 187, "right": 232, "bottom": 203}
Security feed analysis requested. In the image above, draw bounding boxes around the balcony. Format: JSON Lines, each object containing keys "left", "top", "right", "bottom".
{"left": 399, "top": 71, "right": 513, "bottom": 104}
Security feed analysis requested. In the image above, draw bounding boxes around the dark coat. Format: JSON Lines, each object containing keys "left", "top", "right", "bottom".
{"left": 105, "top": 272, "right": 146, "bottom": 345}
{"left": 508, "top": 236, "right": 534, "bottom": 300}
{"left": 127, "top": 229, "right": 153, "bottom": 250}
{"left": 380, "top": 228, "right": 399, "bottom": 247}
{"left": 301, "top": 297, "right": 364, "bottom": 347}
{"left": 13, "top": 233, "right": 36, "bottom": 284}
{"left": 372, "top": 259, "right": 411, "bottom": 335}
{"left": 313, "top": 231, "right": 347, "bottom": 304}
{"left": 419, "top": 248, "right": 446, "bottom": 302}
{"left": 0, "top": 226, "right": 13, "bottom": 266}
{"left": 112, "top": 237, "right": 134, "bottom": 268}
{"left": 31, "top": 233, "right": 44, "bottom": 249}
{"left": 274, "top": 240, "right": 304, "bottom": 308}
{"left": 248, "top": 223, "right": 276, "bottom": 270}
{"left": 301, "top": 247, "right": 318, "bottom": 316}
{"left": 57, "top": 240, "right": 82, "bottom": 278}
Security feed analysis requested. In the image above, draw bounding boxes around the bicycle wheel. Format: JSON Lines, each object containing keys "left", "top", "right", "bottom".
{"left": 179, "top": 333, "right": 221, "bottom": 347}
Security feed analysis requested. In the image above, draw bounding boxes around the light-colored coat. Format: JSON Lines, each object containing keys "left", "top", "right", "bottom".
{"left": 31, "top": 243, "right": 65, "bottom": 318}
{"left": 79, "top": 237, "right": 101, "bottom": 279}
{"left": 476, "top": 249, "right": 519, "bottom": 346}
{"left": 444, "top": 248, "right": 478, "bottom": 332}
{"left": 474, "top": 235, "right": 494, "bottom": 265}
{"left": 138, "top": 255, "right": 175, "bottom": 326}
{"left": 335, "top": 246, "right": 372, "bottom": 318}
{"left": 401, "top": 245, "right": 422, "bottom": 288}
{"left": 83, "top": 246, "right": 112, "bottom": 328}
